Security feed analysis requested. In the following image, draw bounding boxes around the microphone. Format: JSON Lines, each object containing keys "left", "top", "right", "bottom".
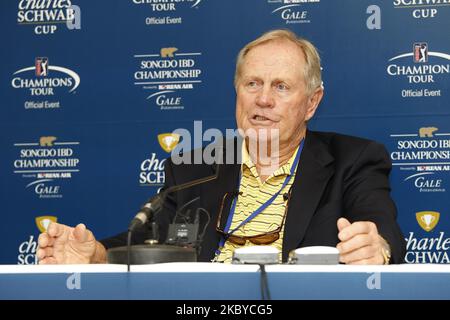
{"left": 125, "top": 145, "right": 223, "bottom": 271}
{"left": 128, "top": 194, "right": 165, "bottom": 232}
{"left": 128, "top": 145, "right": 223, "bottom": 233}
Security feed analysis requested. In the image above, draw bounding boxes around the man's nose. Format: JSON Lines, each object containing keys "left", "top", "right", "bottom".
{"left": 255, "top": 85, "right": 275, "bottom": 108}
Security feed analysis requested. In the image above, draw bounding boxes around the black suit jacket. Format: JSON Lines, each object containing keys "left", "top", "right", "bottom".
{"left": 101, "top": 130, "right": 406, "bottom": 264}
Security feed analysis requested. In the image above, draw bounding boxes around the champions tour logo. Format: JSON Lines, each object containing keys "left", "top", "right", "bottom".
{"left": 405, "top": 211, "right": 450, "bottom": 263}
{"left": 386, "top": 43, "right": 450, "bottom": 98}
{"left": 13, "top": 136, "right": 81, "bottom": 199}
{"left": 390, "top": 127, "right": 450, "bottom": 193}
{"left": 267, "top": 0, "right": 320, "bottom": 24}
{"left": 132, "top": 0, "right": 203, "bottom": 25}
{"left": 18, "top": 216, "right": 57, "bottom": 265}
{"left": 139, "top": 133, "right": 180, "bottom": 187}
{"left": 134, "top": 47, "right": 203, "bottom": 110}
{"left": 17, "top": 0, "right": 81, "bottom": 35}
{"left": 393, "top": 0, "right": 450, "bottom": 19}
{"left": 11, "top": 57, "right": 80, "bottom": 110}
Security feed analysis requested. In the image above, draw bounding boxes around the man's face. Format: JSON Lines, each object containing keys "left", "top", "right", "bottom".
{"left": 235, "top": 40, "right": 322, "bottom": 147}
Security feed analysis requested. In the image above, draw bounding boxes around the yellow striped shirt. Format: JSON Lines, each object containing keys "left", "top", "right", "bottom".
{"left": 215, "top": 143, "right": 300, "bottom": 263}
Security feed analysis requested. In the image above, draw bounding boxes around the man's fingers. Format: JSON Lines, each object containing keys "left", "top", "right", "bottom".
{"left": 338, "top": 221, "right": 377, "bottom": 242}
{"left": 337, "top": 233, "right": 373, "bottom": 255}
{"left": 47, "top": 222, "right": 65, "bottom": 238}
{"left": 337, "top": 218, "right": 351, "bottom": 232}
{"left": 36, "top": 247, "right": 54, "bottom": 260}
{"left": 38, "top": 232, "right": 57, "bottom": 248}
{"left": 339, "top": 245, "right": 378, "bottom": 264}
{"left": 39, "top": 257, "right": 58, "bottom": 265}
{"left": 73, "top": 223, "right": 90, "bottom": 242}
{"left": 38, "top": 233, "right": 48, "bottom": 248}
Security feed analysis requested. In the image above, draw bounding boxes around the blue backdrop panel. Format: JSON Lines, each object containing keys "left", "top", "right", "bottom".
{"left": 1, "top": 0, "right": 449, "bottom": 264}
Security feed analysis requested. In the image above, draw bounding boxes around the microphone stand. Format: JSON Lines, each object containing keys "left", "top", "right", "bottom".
{"left": 125, "top": 150, "right": 222, "bottom": 272}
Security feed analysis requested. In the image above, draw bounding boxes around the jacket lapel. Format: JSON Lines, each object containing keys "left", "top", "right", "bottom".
{"left": 198, "top": 150, "right": 241, "bottom": 261}
{"left": 282, "top": 131, "right": 335, "bottom": 261}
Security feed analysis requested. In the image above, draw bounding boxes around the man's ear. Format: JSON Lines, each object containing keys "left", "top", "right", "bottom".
{"left": 305, "top": 87, "right": 324, "bottom": 121}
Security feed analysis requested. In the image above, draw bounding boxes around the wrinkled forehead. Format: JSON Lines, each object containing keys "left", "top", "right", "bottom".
{"left": 241, "top": 40, "right": 306, "bottom": 80}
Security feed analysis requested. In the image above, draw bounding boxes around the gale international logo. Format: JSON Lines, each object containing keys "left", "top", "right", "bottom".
{"left": 134, "top": 47, "right": 203, "bottom": 110}
{"left": 17, "top": 0, "right": 81, "bottom": 34}
{"left": 387, "top": 43, "right": 450, "bottom": 98}
{"left": 267, "top": 0, "right": 320, "bottom": 24}
{"left": 140, "top": 133, "right": 180, "bottom": 186}
{"left": 18, "top": 216, "right": 57, "bottom": 265}
{"left": 405, "top": 211, "right": 449, "bottom": 263}
{"left": 13, "top": 136, "right": 81, "bottom": 199}
{"left": 132, "top": 0, "right": 203, "bottom": 25}
{"left": 11, "top": 57, "right": 80, "bottom": 110}
{"left": 390, "top": 127, "right": 449, "bottom": 193}
{"left": 393, "top": 0, "right": 450, "bottom": 19}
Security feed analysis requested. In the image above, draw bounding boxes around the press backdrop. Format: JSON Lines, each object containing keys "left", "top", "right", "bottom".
{"left": 1, "top": 0, "right": 449, "bottom": 264}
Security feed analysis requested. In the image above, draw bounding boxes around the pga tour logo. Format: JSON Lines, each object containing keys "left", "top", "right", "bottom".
{"left": 414, "top": 43, "right": 428, "bottom": 63}
{"left": 387, "top": 43, "right": 450, "bottom": 85}
{"left": 12, "top": 57, "right": 81, "bottom": 96}
{"left": 35, "top": 57, "right": 49, "bottom": 76}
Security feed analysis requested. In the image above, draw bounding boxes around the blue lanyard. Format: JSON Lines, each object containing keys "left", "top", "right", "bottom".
{"left": 217, "top": 139, "right": 305, "bottom": 250}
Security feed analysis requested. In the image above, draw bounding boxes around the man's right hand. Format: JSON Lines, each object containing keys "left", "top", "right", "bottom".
{"left": 37, "top": 222, "right": 106, "bottom": 264}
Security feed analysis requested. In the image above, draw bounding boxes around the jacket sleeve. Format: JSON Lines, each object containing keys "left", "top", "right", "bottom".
{"left": 343, "top": 141, "right": 406, "bottom": 264}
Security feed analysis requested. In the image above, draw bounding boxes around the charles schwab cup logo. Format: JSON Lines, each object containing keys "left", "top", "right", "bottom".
{"left": 17, "top": 0, "right": 81, "bottom": 35}
{"left": 387, "top": 43, "right": 450, "bottom": 98}
{"left": 134, "top": 47, "right": 203, "bottom": 110}
{"left": 18, "top": 216, "right": 57, "bottom": 265}
{"left": 416, "top": 211, "right": 440, "bottom": 232}
{"left": 13, "top": 136, "right": 81, "bottom": 199}
{"left": 158, "top": 133, "right": 180, "bottom": 153}
{"left": 390, "top": 127, "right": 449, "bottom": 193}
{"left": 132, "top": 0, "right": 202, "bottom": 25}
{"left": 140, "top": 133, "right": 180, "bottom": 187}
{"left": 267, "top": 0, "right": 320, "bottom": 24}
{"left": 405, "top": 211, "right": 450, "bottom": 263}
{"left": 393, "top": 0, "right": 450, "bottom": 19}
{"left": 11, "top": 57, "right": 80, "bottom": 110}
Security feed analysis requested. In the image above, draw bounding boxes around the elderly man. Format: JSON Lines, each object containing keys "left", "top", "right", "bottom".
{"left": 37, "top": 29, "right": 406, "bottom": 265}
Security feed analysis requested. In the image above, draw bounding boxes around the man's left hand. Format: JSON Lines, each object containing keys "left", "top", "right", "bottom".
{"left": 336, "top": 218, "right": 389, "bottom": 265}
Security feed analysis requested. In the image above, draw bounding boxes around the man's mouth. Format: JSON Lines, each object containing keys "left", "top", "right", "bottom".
{"left": 253, "top": 115, "right": 270, "bottom": 121}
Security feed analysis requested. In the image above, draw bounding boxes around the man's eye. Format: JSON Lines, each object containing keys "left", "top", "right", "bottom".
{"left": 276, "top": 83, "right": 288, "bottom": 91}
{"left": 247, "top": 81, "right": 259, "bottom": 88}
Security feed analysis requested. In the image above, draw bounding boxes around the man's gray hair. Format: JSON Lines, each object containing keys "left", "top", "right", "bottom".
{"left": 234, "top": 29, "right": 322, "bottom": 95}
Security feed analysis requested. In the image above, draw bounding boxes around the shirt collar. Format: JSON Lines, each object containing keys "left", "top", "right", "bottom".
{"left": 241, "top": 142, "right": 301, "bottom": 180}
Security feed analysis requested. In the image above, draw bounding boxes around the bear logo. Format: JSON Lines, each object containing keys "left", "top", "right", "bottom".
{"left": 419, "top": 127, "right": 438, "bottom": 138}
{"left": 39, "top": 136, "right": 57, "bottom": 147}
{"left": 160, "top": 47, "right": 178, "bottom": 58}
